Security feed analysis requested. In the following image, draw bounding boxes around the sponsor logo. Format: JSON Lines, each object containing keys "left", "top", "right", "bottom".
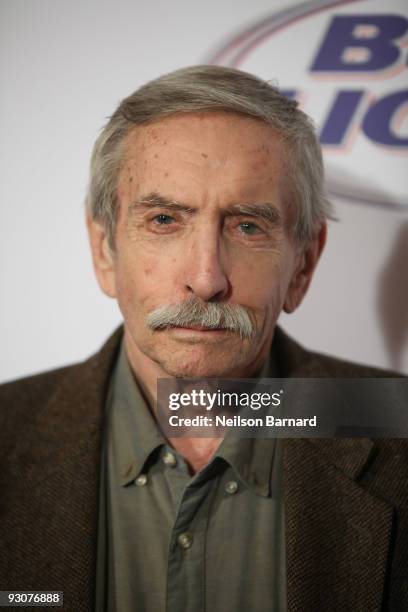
{"left": 208, "top": 0, "right": 408, "bottom": 210}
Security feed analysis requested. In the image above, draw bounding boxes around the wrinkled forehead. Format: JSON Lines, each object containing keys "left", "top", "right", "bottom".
{"left": 117, "top": 111, "right": 294, "bottom": 223}
{"left": 121, "top": 110, "right": 289, "bottom": 166}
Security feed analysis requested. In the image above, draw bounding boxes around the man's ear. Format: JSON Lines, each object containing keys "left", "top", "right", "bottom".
{"left": 283, "top": 222, "right": 327, "bottom": 314}
{"left": 86, "top": 214, "right": 117, "bottom": 298}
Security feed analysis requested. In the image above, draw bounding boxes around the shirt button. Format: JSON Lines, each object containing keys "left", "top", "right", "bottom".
{"left": 177, "top": 532, "right": 193, "bottom": 550}
{"left": 225, "top": 480, "right": 239, "bottom": 495}
{"left": 163, "top": 451, "right": 177, "bottom": 467}
{"left": 135, "top": 474, "right": 148, "bottom": 486}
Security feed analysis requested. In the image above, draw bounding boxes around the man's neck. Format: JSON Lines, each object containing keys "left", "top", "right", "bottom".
{"left": 122, "top": 328, "right": 272, "bottom": 474}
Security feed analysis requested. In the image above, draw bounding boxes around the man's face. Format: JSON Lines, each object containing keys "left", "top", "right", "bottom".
{"left": 89, "top": 112, "right": 322, "bottom": 378}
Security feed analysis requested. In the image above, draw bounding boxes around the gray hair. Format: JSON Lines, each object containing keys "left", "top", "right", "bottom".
{"left": 85, "top": 65, "right": 332, "bottom": 247}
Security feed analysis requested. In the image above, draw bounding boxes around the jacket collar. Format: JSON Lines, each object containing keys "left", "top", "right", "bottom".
{"left": 1, "top": 327, "right": 123, "bottom": 610}
{"left": 272, "top": 327, "right": 393, "bottom": 610}
{"left": 273, "top": 325, "right": 375, "bottom": 479}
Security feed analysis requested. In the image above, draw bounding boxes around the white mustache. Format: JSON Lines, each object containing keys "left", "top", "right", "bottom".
{"left": 146, "top": 296, "right": 255, "bottom": 340}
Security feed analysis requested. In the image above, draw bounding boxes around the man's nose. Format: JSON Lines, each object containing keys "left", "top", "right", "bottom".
{"left": 182, "top": 227, "right": 230, "bottom": 302}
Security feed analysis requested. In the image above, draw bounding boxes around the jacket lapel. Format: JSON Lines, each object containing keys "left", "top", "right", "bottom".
{"left": 1, "top": 327, "right": 123, "bottom": 612}
{"left": 283, "top": 438, "right": 394, "bottom": 611}
{"left": 274, "top": 328, "right": 394, "bottom": 611}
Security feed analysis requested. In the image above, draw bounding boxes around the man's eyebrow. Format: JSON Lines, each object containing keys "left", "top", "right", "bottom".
{"left": 128, "top": 191, "right": 282, "bottom": 225}
{"left": 224, "top": 202, "right": 283, "bottom": 225}
{"left": 128, "top": 192, "right": 195, "bottom": 215}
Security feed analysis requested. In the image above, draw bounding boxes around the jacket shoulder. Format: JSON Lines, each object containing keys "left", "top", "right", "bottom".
{"left": 0, "top": 326, "right": 124, "bottom": 433}
{"left": 273, "top": 326, "right": 404, "bottom": 378}
{"left": 0, "top": 363, "right": 82, "bottom": 406}
{"left": 309, "top": 349, "right": 404, "bottom": 378}
{"left": 0, "top": 363, "right": 85, "bottom": 443}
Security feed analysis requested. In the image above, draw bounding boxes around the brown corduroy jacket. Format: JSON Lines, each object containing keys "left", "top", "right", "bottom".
{"left": 0, "top": 326, "right": 407, "bottom": 612}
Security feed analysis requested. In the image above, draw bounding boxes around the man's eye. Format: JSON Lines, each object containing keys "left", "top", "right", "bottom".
{"left": 153, "top": 214, "right": 174, "bottom": 225}
{"left": 238, "top": 222, "right": 261, "bottom": 235}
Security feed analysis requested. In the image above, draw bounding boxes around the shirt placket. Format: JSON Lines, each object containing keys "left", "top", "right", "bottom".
{"left": 165, "top": 461, "right": 219, "bottom": 612}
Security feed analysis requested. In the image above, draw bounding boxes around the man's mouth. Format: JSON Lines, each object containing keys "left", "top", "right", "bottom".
{"left": 170, "top": 324, "right": 227, "bottom": 332}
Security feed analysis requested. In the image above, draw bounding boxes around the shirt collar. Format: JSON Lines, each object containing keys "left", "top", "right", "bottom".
{"left": 215, "top": 437, "right": 276, "bottom": 498}
{"left": 108, "top": 337, "right": 278, "bottom": 494}
{"left": 214, "top": 347, "right": 278, "bottom": 498}
{"left": 108, "top": 339, "right": 165, "bottom": 486}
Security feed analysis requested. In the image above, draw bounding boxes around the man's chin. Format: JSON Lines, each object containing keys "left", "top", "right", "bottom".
{"left": 144, "top": 329, "right": 257, "bottom": 377}
{"left": 159, "top": 362, "right": 236, "bottom": 378}
{"left": 156, "top": 350, "right": 249, "bottom": 378}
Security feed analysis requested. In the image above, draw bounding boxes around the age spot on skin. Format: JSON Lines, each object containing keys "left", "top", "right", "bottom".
{"left": 201, "top": 153, "right": 208, "bottom": 158}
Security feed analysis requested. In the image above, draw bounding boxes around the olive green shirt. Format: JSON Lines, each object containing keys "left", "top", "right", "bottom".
{"left": 95, "top": 342, "right": 286, "bottom": 612}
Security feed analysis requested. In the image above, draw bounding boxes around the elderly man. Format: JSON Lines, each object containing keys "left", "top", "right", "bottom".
{"left": 0, "top": 66, "right": 407, "bottom": 612}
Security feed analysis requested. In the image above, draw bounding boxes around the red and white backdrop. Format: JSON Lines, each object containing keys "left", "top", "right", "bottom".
{"left": 1, "top": 0, "right": 407, "bottom": 381}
